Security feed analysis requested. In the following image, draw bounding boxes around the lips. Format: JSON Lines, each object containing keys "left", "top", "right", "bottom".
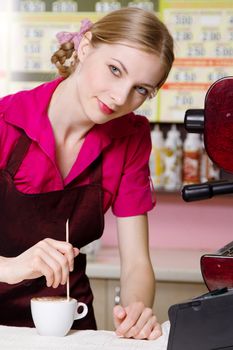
{"left": 98, "top": 99, "right": 114, "bottom": 115}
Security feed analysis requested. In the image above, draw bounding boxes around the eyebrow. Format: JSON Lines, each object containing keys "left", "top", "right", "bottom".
{"left": 111, "top": 58, "right": 155, "bottom": 89}
{"left": 111, "top": 58, "right": 128, "bottom": 74}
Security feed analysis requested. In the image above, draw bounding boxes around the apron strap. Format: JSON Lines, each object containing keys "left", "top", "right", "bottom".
{"left": 6, "top": 133, "right": 32, "bottom": 177}
{"left": 89, "top": 154, "right": 102, "bottom": 185}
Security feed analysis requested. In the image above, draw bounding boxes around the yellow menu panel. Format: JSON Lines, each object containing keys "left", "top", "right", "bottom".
{"left": 158, "top": 0, "right": 233, "bottom": 122}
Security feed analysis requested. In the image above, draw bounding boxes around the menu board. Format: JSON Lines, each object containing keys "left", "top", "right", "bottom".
{"left": 159, "top": 0, "right": 233, "bottom": 122}
{"left": 11, "top": 12, "right": 101, "bottom": 73}
{"left": 1, "top": 0, "right": 233, "bottom": 122}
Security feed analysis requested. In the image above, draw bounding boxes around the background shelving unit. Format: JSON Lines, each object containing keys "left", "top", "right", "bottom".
{"left": 1, "top": 0, "right": 233, "bottom": 186}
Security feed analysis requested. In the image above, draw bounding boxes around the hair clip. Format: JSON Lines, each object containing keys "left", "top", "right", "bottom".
{"left": 56, "top": 19, "right": 93, "bottom": 51}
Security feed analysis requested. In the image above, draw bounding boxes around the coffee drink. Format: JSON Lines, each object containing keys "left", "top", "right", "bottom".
{"left": 31, "top": 296, "right": 88, "bottom": 336}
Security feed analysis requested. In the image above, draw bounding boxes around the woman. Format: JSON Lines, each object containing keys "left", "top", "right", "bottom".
{"left": 0, "top": 7, "right": 174, "bottom": 340}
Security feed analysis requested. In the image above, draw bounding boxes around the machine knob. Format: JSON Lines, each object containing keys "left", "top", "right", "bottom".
{"left": 184, "top": 109, "right": 204, "bottom": 133}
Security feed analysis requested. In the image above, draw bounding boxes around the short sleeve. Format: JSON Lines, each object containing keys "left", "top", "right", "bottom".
{"left": 112, "top": 116, "right": 156, "bottom": 217}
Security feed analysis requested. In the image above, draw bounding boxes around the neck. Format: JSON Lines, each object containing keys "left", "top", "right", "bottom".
{"left": 48, "top": 76, "right": 94, "bottom": 145}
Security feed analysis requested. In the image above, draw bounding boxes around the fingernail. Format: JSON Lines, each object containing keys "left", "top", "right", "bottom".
{"left": 116, "top": 307, "right": 125, "bottom": 317}
{"left": 115, "top": 331, "right": 123, "bottom": 338}
{"left": 150, "top": 329, "right": 161, "bottom": 339}
{"left": 118, "top": 311, "right": 125, "bottom": 318}
{"left": 139, "top": 330, "right": 146, "bottom": 339}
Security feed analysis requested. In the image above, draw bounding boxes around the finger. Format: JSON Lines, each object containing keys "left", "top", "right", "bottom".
{"left": 133, "top": 315, "right": 158, "bottom": 339}
{"left": 44, "top": 238, "right": 79, "bottom": 272}
{"left": 32, "top": 245, "right": 64, "bottom": 288}
{"left": 36, "top": 240, "right": 69, "bottom": 285}
{"left": 113, "top": 305, "right": 126, "bottom": 329}
{"left": 148, "top": 322, "right": 162, "bottom": 340}
{"left": 125, "top": 307, "right": 154, "bottom": 339}
{"left": 115, "top": 304, "right": 142, "bottom": 336}
{"left": 45, "top": 246, "right": 69, "bottom": 285}
{"left": 73, "top": 247, "right": 79, "bottom": 257}
{"left": 31, "top": 255, "right": 55, "bottom": 288}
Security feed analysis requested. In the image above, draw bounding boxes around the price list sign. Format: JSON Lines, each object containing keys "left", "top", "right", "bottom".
{"left": 158, "top": 0, "right": 233, "bottom": 122}
{"left": 11, "top": 12, "right": 101, "bottom": 74}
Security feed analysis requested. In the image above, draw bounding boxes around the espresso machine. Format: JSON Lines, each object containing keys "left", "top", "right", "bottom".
{"left": 167, "top": 76, "right": 233, "bottom": 350}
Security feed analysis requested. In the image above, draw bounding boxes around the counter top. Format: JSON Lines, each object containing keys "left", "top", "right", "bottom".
{"left": 86, "top": 247, "right": 211, "bottom": 283}
{"left": 0, "top": 322, "right": 170, "bottom": 349}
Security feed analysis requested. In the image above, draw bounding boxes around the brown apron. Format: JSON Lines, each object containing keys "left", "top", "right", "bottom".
{"left": 0, "top": 133, "right": 104, "bottom": 329}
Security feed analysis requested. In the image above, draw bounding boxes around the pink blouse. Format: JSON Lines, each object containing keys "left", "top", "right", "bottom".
{"left": 0, "top": 78, "right": 155, "bottom": 217}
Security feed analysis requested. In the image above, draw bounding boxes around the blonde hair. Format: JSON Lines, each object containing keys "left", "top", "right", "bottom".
{"left": 51, "top": 7, "right": 174, "bottom": 88}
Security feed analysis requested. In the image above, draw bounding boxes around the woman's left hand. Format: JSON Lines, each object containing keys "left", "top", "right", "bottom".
{"left": 113, "top": 302, "right": 162, "bottom": 340}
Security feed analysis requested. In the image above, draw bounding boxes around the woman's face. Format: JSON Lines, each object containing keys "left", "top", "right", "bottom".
{"left": 70, "top": 35, "right": 164, "bottom": 124}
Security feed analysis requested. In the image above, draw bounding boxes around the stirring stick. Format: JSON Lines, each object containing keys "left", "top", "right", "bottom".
{"left": 66, "top": 219, "right": 70, "bottom": 301}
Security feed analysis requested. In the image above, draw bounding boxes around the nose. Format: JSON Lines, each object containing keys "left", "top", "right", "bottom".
{"left": 110, "top": 83, "right": 131, "bottom": 106}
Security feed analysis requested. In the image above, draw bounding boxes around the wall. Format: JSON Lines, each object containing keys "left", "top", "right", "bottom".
{"left": 102, "top": 192, "right": 233, "bottom": 251}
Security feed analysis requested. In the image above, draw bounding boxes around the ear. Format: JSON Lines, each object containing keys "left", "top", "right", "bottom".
{"left": 77, "top": 31, "right": 93, "bottom": 63}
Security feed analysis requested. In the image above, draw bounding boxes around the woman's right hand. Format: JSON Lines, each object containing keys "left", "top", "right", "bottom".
{"left": 0, "top": 238, "right": 79, "bottom": 288}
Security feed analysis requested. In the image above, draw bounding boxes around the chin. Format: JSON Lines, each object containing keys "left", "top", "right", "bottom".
{"left": 92, "top": 116, "right": 113, "bottom": 125}
{"left": 87, "top": 111, "right": 115, "bottom": 124}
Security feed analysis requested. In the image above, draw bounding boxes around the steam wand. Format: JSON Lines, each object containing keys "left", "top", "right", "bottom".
{"left": 182, "top": 181, "right": 233, "bottom": 202}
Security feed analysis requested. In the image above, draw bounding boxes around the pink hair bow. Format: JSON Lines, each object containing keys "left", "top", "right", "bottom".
{"left": 56, "top": 19, "right": 92, "bottom": 50}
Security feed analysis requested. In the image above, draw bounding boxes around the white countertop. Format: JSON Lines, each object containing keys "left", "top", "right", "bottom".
{"left": 86, "top": 247, "right": 210, "bottom": 283}
{"left": 0, "top": 323, "right": 170, "bottom": 350}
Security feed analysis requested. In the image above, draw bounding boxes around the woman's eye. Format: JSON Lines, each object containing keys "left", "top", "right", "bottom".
{"left": 109, "top": 65, "right": 120, "bottom": 76}
{"left": 136, "top": 86, "right": 148, "bottom": 96}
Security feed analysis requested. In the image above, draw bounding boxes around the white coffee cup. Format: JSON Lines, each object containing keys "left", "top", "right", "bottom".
{"left": 31, "top": 296, "right": 88, "bottom": 336}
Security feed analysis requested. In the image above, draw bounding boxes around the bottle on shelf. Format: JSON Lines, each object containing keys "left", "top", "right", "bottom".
{"left": 182, "top": 133, "right": 202, "bottom": 185}
{"left": 150, "top": 125, "right": 165, "bottom": 190}
{"left": 201, "top": 136, "right": 220, "bottom": 183}
{"left": 163, "top": 124, "right": 183, "bottom": 191}
{"left": 95, "top": 0, "right": 121, "bottom": 12}
{"left": 52, "top": 0, "right": 78, "bottom": 12}
{"left": 19, "top": 0, "right": 46, "bottom": 12}
{"left": 127, "top": 0, "right": 154, "bottom": 11}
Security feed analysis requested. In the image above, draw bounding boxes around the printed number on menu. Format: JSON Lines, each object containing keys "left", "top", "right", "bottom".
{"left": 175, "top": 95, "right": 193, "bottom": 107}
{"left": 207, "top": 71, "right": 228, "bottom": 83}
{"left": 187, "top": 45, "right": 205, "bottom": 57}
{"left": 174, "top": 31, "right": 193, "bottom": 41}
{"left": 24, "top": 28, "right": 43, "bottom": 39}
{"left": 24, "top": 43, "right": 41, "bottom": 54}
{"left": 201, "top": 31, "right": 221, "bottom": 41}
{"left": 25, "top": 60, "right": 41, "bottom": 70}
{"left": 174, "top": 14, "right": 193, "bottom": 25}
{"left": 174, "top": 71, "right": 197, "bottom": 82}
{"left": 215, "top": 46, "right": 233, "bottom": 57}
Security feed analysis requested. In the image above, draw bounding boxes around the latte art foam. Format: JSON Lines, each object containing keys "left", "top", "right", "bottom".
{"left": 32, "top": 296, "right": 72, "bottom": 302}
